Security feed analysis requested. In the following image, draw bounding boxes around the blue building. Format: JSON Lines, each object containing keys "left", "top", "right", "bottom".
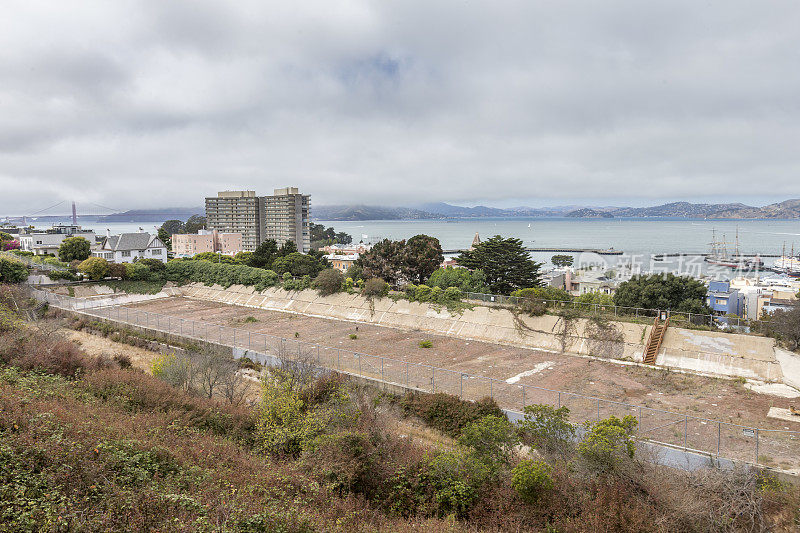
{"left": 706, "top": 280, "right": 744, "bottom": 317}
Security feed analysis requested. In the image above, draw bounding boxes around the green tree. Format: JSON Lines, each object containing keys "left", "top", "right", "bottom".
{"left": 58, "top": 236, "right": 91, "bottom": 262}
{"left": 551, "top": 254, "right": 574, "bottom": 267}
{"left": 456, "top": 235, "right": 543, "bottom": 294}
{"left": 158, "top": 219, "right": 185, "bottom": 251}
{"left": 613, "top": 273, "right": 710, "bottom": 313}
{"left": 278, "top": 240, "right": 298, "bottom": 257}
{"left": 400, "top": 234, "right": 444, "bottom": 285}
{"left": 358, "top": 239, "right": 405, "bottom": 286}
{"left": 183, "top": 214, "right": 207, "bottom": 234}
{"left": 78, "top": 257, "right": 109, "bottom": 280}
{"left": 272, "top": 252, "right": 325, "bottom": 277}
{"left": 759, "top": 305, "right": 800, "bottom": 351}
{"left": 248, "top": 239, "right": 279, "bottom": 269}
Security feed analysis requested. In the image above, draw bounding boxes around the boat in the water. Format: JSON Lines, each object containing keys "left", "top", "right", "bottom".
{"left": 771, "top": 244, "right": 800, "bottom": 277}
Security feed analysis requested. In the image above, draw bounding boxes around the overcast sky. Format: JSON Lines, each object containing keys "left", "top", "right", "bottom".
{"left": 2, "top": 1, "right": 800, "bottom": 215}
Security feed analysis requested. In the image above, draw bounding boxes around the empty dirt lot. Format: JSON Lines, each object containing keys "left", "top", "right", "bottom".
{"left": 125, "top": 296, "right": 800, "bottom": 469}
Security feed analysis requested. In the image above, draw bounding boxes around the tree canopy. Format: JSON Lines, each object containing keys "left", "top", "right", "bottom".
{"left": 184, "top": 215, "right": 207, "bottom": 234}
{"left": 612, "top": 273, "right": 710, "bottom": 313}
{"left": 310, "top": 223, "right": 352, "bottom": 248}
{"left": 358, "top": 235, "right": 443, "bottom": 287}
{"left": 58, "top": 236, "right": 91, "bottom": 262}
{"left": 271, "top": 252, "right": 327, "bottom": 277}
{"left": 456, "top": 235, "right": 543, "bottom": 294}
{"left": 400, "top": 235, "right": 444, "bottom": 285}
{"left": 248, "top": 239, "right": 279, "bottom": 269}
{"left": 358, "top": 238, "right": 406, "bottom": 286}
{"left": 551, "top": 254, "right": 574, "bottom": 268}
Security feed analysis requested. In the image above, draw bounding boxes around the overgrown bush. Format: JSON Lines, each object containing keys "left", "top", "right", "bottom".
{"left": 313, "top": 268, "right": 344, "bottom": 296}
{"left": 47, "top": 269, "right": 78, "bottom": 281}
{"left": 362, "top": 277, "right": 389, "bottom": 298}
{"left": 457, "top": 415, "right": 518, "bottom": 466}
{"left": 78, "top": 257, "right": 109, "bottom": 280}
{"left": 0, "top": 257, "right": 28, "bottom": 283}
{"left": 578, "top": 415, "right": 638, "bottom": 470}
{"left": 427, "top": 266, "right": 489, "bottom": 293}
{"left": 165, "top": 259, "right": 280, "bottom": 291}
{"left": 517, "top": 404, "right": 576, "bottom": 454}
{"left": 510, "top": 459, "right": 554, "bottom": 503}
{"left": 400, "top": 392, "right": 504, "bottom": 438}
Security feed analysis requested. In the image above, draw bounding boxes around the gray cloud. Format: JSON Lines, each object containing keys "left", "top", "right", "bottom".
{"left": 1, "top": 0, "right": 800, "bottom": 215}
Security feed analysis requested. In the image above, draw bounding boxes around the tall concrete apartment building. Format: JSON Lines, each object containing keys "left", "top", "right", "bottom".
{"left": 204, "top": 191, "right": 262, "bottom": 251}
{"left": 262, "top": 187, "right": 311, "bottom": 253}
{"left": 205, "top": 188, "right": 310, "bottom": 252}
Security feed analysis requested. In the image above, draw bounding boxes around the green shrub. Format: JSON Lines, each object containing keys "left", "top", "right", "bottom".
{"left": 512, "top": 287, "right": 573, "bottom": 304}
{"left": 443, "top": 286, "right": 462, "bottom": 301}
{"left": 427, "top": 266, "right": 489, "bottom": 293}
{"left": 400, "top": 393, "right": 504, "bottom": 438}
{"left": 164, "top": 259, "right": 279, "bottom": 291}
{"left": 349, "top": 333, "right": 358, "bottom": 340}
{"left": 414, "top": 284, "right": 432, "bottom": 302}
{"left": 578, "top": 415, "right": 638, "bottom": 470}
{"left": 77, "top": 257, "right": 109, "bottom": 280}
{"left": 124, "top": 262, "right": 151, "bottom": 281}
{"left": 517, "top": 404, "right": 576, "bottom": 454}
{"left": 0, "top": 257, "right": 29, "bottom": 283}
{"left": 46, "top": 269, "right": 78, "bottom": 281}
{"left": 511, "top": 459, "right": 554, "bottom": 504}
{"left": 419, "top": 340, "right": 432, "bottom": 349}
{"left": 425, "top": 448, "right": 492, "bottom": 518}
{"left": 313, "top": 268, "right": 345, "bottom": 296}
{"left": 362, "top": 277, "right": 389, "bottom": 298}
{"left": 458, "top": 415, "right": 518, "bottom": 465}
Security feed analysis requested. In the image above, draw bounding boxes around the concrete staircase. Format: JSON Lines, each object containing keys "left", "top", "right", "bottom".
{"left": 643, "top": 316, "right": 669, "bottom": 365}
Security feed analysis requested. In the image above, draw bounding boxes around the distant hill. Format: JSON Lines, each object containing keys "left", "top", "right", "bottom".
{"left": 565, "top": 208, "right": 614, "bottom": 218}
{"left": 97, "top": 207, "right": 204, "bottom": 223}
{"left": 312, "top": 205, "right": 441, "bottom": 221}
{"left": 565, "top": 199, "right": 800, "bottom": 219}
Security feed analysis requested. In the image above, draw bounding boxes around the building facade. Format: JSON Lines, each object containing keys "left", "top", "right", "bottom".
{"left": 172, "top": 230, "right": 242, "bottom": 257}
{"left": 262, "top": 187, "right": 310, "bottom": 253}
{"left": 205, "top": 187, "right": 310, "bottom": 253}
{"left": 205, "top": 191, "right": 261, "bottom": 252}
{"left": 19, "top": 225, "right": 95, "bottom": 256}
{"left": 92, "top": 233, "right": 167, "bottom": 263}
{"left": 324, "top": 253, "right": 358, "bottom": 273}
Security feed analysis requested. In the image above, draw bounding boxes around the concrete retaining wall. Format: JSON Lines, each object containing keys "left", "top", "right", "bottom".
{"left": 178, "top": 283, "right": 782, "bottom": 382}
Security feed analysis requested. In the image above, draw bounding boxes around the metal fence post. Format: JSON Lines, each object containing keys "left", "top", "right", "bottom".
{"left": 522, "top": 386, "right": 526, "bottom": 409}
{"left": 406, "top": 362, "right": 409, "bottom": 387}
{"left": 337, "top": 348, "right": 341, "bottom": 370}
{"left": 460, "top": 374, "right": 463, "bottom": 399}
{"left": 558, "top": 391, "right": 561, "bottom": 408}
{"left": 381, "top": 357, "right": 384, "bottom": 382}
{"left": 755, "top": 428, "right": 759, "bottom": 463}
{"left": 597, "top": 399, "right": 601, "bottom": 421}
{"left": 684, "top": 416, "right": 688, "bottom": 450}
{"left": 717, "top": 422, "right": 721, "bottom": 457}
{"left": 490, "top": 379, "right": 493, "bottom": 399}
{"left": 431, "top": 367, "right": 435, "bottom": 393}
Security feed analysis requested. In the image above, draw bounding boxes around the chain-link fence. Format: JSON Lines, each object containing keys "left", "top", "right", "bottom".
{"left": 463, "top": 291, "right": 752, "bottom": 329}
{"left": 27, "top": 287, "right": 800, "bottom": 468}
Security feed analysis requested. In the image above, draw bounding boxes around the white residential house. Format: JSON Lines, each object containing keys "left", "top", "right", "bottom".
{"left": 19, "top": 226, "right": 96, "bottom": 256}
{"left": 92, "top": 232, "right": 167, "bottom": 263}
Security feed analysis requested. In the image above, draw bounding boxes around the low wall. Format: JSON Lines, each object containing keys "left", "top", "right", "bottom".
{"left": 178, "top": 283, "right": 782, "bottom": 382}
